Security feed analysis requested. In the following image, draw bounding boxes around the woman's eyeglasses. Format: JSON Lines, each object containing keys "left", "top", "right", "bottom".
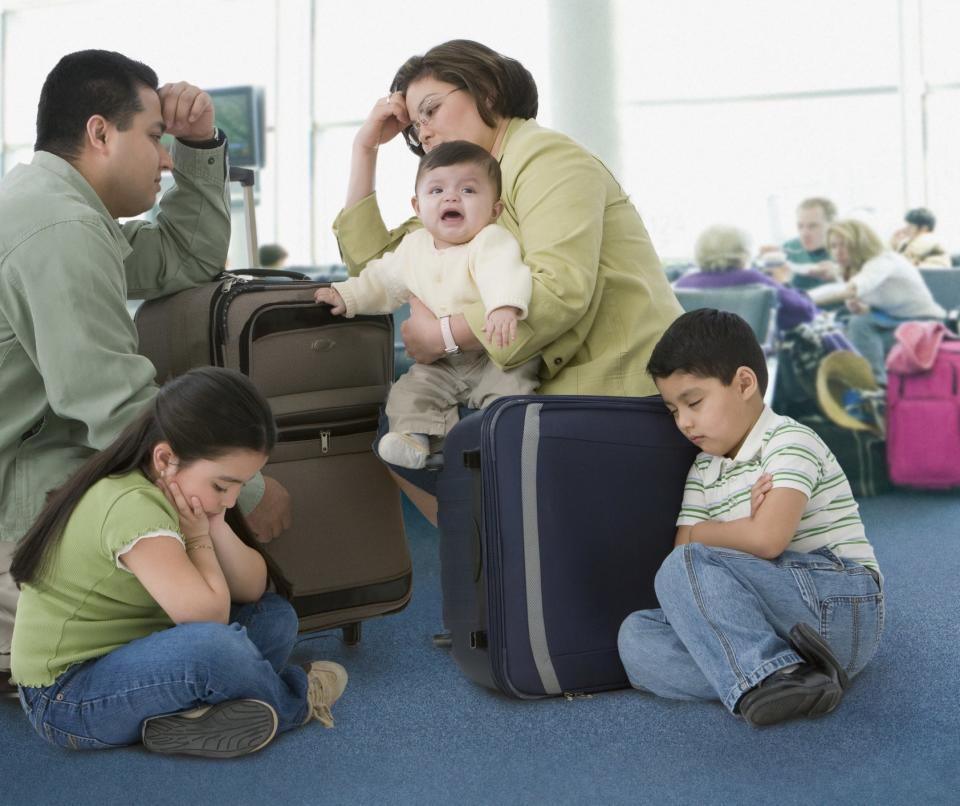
{"left": 403, "top": 88, "right": 461, "bottom": 149}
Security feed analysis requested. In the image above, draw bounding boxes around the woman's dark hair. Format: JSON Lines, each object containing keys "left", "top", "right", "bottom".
{"left": 12, "top": 367, "right": 291, "bottom": 598}
{"left": 647, "top": 309, "right": 768, "bottom": 395}
{"left": 415, "top": 140, "right": 502, "bottom": 198}
{"left": 35, "top": 49, "right": 159, "bottom": 162}
{"left": 391, "top": 39, "right": 538, "bottom": 156}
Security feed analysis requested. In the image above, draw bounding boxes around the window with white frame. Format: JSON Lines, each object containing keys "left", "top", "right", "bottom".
{"left": 1, "top": 0, "right": 959, "bottom": 268}
{"left": 615, "top": 0, "right": 910, "bottom": 260}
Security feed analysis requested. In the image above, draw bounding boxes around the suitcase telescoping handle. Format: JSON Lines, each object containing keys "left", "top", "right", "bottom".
{"left": 229, "top": 166, "right": 260, "bottom": 268}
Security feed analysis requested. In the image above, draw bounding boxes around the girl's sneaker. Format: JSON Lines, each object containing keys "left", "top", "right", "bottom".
{"left": 303, "top": 661, "right": 349, "bottom": 728}
{"left": 141, "top": 699, "right": 278, "bottom": 758}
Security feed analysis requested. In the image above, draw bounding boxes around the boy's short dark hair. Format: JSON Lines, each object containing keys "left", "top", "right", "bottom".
{"left": 35, "top": 49, "right": 159, "bottom": 162}
{"left": 414, "top": 140, "right": 502, "bottom": 199}
{"left": 904, "top": 207, "right": 936, "bottom": 232}
{"left": 647, "top": 309, "right": 768, "bottom": 395}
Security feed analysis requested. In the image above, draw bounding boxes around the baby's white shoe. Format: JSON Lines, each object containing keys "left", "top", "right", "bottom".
{"left": 378, "top": 432, "right": 430, "bottom": 469}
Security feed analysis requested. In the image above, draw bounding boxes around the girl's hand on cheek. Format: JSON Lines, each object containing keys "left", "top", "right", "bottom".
{"left": 156, "top": 477, "right": 209, "bottom": 540}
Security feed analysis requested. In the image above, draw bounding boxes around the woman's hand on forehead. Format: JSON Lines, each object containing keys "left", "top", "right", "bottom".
{"left": 355, "top": 92, "right": 411, "bottom": 151}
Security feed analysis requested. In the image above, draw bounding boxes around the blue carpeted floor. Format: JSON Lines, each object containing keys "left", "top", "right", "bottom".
{"left": 2, "top": 489, "right": 958, "bottom": 805}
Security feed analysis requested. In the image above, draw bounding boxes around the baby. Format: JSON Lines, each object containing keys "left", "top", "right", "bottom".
{"left": 315, "top": 140, "right": 539, "bottom": 469}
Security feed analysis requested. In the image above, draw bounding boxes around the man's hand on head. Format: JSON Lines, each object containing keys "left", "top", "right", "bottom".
{"left": 159, "top": 82, "right": 216, "bottom": 143}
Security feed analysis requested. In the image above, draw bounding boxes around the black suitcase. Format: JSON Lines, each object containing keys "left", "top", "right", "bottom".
{"left": 436, "top": 395, "right": 698, "bottom": 698}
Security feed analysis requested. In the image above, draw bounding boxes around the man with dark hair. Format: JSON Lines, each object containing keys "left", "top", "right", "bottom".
{"left": 0, "top": 50, "right": 290, "bottom": 694}
{"left": 258, "top": 243, "right": 289, "bottom": 269}
{"left": 891, "top": 207, "right": 950, "bottom": 268}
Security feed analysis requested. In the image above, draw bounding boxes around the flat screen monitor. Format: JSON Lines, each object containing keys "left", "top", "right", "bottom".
{"left": 207, "top": 85, "right": 265, "bottom": 168}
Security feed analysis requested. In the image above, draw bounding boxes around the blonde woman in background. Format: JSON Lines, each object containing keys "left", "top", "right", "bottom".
{"left": 815, "top": 219, "right": 944, "bottom": 385}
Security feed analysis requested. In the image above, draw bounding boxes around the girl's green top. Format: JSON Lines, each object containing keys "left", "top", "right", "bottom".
{"left": 11, "top": 471, "right": 181, "bottom": 688}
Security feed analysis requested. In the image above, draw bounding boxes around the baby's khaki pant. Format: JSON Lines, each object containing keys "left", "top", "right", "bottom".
{"left": 386, "top": 353, "right": 540, "bottom": 437}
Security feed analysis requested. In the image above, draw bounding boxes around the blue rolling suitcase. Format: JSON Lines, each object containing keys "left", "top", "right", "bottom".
{"left": 436, "top": 395, "right": 699, "bottom": 698}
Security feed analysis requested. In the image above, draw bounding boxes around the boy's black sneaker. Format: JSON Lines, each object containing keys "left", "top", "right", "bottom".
{"left": 789, "top": 622, "right": 850, "bottom": 690}
{"left": 738, "top": 623, "right": 848, "bottom": 727}
{"left": 738, "top": 666, "right": 842, "bottom": 727}
{"left": 141, "top": 699, "right": 278, "bottom": 758}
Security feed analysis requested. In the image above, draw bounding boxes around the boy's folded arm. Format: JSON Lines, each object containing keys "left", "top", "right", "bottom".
{"left": 689, "top": 488, "right": 808, "bottom": 559}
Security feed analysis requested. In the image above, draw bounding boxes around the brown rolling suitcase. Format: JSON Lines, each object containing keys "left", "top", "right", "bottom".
{"left": 134, "top": 168, "right": 411, "bottom": 643}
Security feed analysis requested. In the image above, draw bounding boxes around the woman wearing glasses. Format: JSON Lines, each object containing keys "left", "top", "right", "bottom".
{"left": 334, "top": 39, "right": 681, "bottom": 524}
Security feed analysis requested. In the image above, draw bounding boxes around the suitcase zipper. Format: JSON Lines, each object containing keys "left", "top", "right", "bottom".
{"left": 276, "top": 419, "right": 379, "bottom": 456}
{"left": 479, "top": 408, "right": 517, "bottom": 697}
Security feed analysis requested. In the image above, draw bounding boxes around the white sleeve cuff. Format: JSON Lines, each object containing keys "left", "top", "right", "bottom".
{"left": 115, "top": 530, "right": 184, "bottom": 573}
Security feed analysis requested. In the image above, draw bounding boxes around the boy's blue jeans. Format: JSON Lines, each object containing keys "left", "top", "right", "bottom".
{"left": 18, "top": 593, "right": 311, "bottom": 750}
{"left": 618, "top": 545, "right": 884, "bottom": 714}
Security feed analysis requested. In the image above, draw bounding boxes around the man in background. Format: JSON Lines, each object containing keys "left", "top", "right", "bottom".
{"left": 259, "top": 243, "right": 289, "bottom": 269}
{"left": 780, "top": 197, "right": 842, "bottom": 291}
{"left": 891, "top": 207, "right": 951, "bottom": 269}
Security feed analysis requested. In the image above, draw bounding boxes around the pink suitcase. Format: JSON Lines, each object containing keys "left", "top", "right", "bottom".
{"left": 886, "top": 338, "right": 960, "bottom": 488}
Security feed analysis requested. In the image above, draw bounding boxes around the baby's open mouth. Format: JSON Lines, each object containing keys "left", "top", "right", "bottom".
{"left": 441, "top": 210, "right": 463, "bottom": 221}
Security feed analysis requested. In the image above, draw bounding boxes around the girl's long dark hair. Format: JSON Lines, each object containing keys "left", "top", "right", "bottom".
{"left": 11, "top": 367, "right": 292, "bottom": 599}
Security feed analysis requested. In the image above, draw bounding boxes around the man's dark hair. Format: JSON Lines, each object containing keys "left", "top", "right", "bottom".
{"left": 414, "top": 140, "right": 502, "bottom": 199}
{"left": 647, "top": 309, "right": 768, "bottom": 395}
{"left": 905, "top": 207, "right": 936, "bottom": 232}
{"left": 35, "top": 49, "right": 159, "bottom": 161}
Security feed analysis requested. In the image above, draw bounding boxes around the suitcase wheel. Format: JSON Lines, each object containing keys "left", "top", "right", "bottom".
{"left": 341, "top": 622, "right": 362, "bottom": 646}
{"left": 432, "top": 631, "right": 453, "bottom": 649}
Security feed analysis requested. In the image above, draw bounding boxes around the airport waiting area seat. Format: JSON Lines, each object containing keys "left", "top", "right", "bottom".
{"left": 919, "top": 268, "right": 960, "bottom": 313}
{"left": 673, "top": 285, "right": 778, "bottom": 351}
{"left": 673, "top": 284, "right": 780, "bottom": 404}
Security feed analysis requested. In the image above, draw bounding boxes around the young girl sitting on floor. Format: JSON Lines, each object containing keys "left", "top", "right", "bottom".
{"left": 10, "top": 367, "right": 346, "bottom": 758}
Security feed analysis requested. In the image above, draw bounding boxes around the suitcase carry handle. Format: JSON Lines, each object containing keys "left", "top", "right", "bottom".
{"left": 221, "top": 268, "right": 311, "bottom": 282}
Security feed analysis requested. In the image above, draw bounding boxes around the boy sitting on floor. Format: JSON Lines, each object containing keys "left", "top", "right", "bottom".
{"left": 618, "top": 309, "right": 884, "bottom": 727}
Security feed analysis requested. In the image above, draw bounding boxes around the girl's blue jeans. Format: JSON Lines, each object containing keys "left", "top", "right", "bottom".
{"left": 18, "top": 592, "right": 311, "bottom": 750}
{"left": 618, "top": 544, "right": 884, "bottom": 714}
